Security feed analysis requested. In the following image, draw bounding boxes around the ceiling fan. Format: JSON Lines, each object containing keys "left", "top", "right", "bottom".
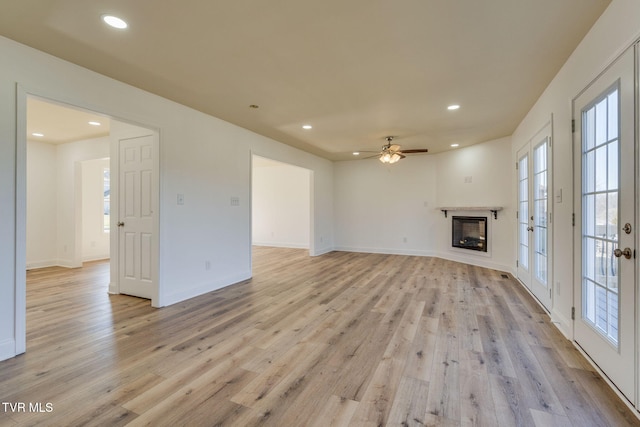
{"left": 363, "top": 136, "right": 429, "bottom": 164}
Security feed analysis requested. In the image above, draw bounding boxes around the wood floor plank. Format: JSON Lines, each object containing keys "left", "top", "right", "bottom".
{"left": 1, "top": 249, "right": 638, "bottom": 426}
{"left": 385, "top": 376, "right": 430, "bottom": 427}
{"left": 459, "top": 349, "right": 498, "bottom": 427}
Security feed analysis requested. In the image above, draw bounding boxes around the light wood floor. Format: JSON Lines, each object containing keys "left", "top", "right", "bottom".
{"left": 1, "top": 247, "right": 639, "bottom": 426}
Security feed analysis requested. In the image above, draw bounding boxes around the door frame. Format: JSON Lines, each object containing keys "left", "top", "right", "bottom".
{"left": 571, "top": 44, "right": 637, "bottom": 405}
{"left": 515, "top": 118, "right": 554, "bottom": 311}
{"left": 14, "top": 86, "right": 161, "bottom": 354}
{"left": 109, "top": 124, "right": 160, "bottom": 305}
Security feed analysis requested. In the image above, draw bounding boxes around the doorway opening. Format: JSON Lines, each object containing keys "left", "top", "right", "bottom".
{"left": 23, "top": 95, "right": 160, "bottom": 352}
{"left": 251, "top": 155, "right": 312, "bottom": 265}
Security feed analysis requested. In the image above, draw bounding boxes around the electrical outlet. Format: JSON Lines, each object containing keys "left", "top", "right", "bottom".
{"left": 177, "top": 193, "right": 184, "bottom": 205}
{"left": 205, "top": 261, "right": 211, "bottom": 270}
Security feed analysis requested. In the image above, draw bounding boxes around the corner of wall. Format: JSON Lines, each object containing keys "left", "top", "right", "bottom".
{"left": 0, "top": 339, "right": 17, "bottom": 362}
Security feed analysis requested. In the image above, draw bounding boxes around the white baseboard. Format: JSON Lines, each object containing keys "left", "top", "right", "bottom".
{"left": 25, "top": 260, "right": 57, "bottom": 270}
{"left": 162, "top": 270, "right": 252, "bottom": 307}
{"left": 333, "top": 246, "right": 436, "bottom": 258}
{"left": 252, "top": 242, "right": 309, "bottom": 249}
{"left": 333, "top": 246, "right": 511, "bottom": 273}
{"left": 82, "top": 254, "right": 110, "bottom": 263}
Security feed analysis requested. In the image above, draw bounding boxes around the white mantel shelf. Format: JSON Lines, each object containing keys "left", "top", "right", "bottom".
{"left": 438, "top": 206, "right": 503, "bottom": 219}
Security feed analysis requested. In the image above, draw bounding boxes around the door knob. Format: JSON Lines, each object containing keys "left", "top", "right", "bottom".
{"left": 614, "top": 247, "right": 632, "bottom": 260}
{"left": 118, "top": 221, "right": 125, "bottom": 227}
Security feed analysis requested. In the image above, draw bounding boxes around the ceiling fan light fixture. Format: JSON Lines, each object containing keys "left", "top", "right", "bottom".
{"left": 379, "top": 151, "right": 401, "bottom": 164}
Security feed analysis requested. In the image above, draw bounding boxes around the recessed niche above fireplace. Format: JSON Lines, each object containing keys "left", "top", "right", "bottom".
{"left": 452, "top": 216, "right": 487, "bottom": 252}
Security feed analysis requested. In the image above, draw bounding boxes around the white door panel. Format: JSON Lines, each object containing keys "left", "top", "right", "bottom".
{"left": 573, "top": 46, "right": 635, "bottom": 403}
{"left": 517, "top": 125, "right": 551, "bottom": 310}
{"left": 118, "top": 134, "right": 155, "bottom": 300}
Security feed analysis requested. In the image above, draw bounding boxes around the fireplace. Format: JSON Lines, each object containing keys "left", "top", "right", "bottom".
{"left": 452, "top": 216, "right": 487, "bottom": 252}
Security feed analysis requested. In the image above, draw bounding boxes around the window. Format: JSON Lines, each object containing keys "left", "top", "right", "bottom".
{"left": 103, "top": 168, "right": 110, "bottom": 232}
{"left": 533, "top": 140, "right": 548, "bottom": 285}
{"left": 582, "top": 87, "right": 619, "bottom": 345}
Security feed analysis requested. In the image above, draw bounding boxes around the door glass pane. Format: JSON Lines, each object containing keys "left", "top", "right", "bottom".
{"left": 582, "top": 86, "right": 619, "bottom": 346}
{"left": 518, "top": 155, "right": 529, "bottom": 270}
{"left": 533, "top": 140, "right": 548, "bottom": 286}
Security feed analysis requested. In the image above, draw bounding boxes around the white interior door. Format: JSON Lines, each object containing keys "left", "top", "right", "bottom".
{"left": 516, "top": 128, "right": 552, "bottom": 310}
{"left": 573, "top": 46, "right": 635, "bottom": 403}
{"left": 118, "top": 134, "right": 155, "bottom": 300}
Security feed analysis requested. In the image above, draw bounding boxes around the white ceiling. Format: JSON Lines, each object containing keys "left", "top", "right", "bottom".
{"left": 2, "top": 0, "right": 611, "bottom": 159}
{"left": 27, "top": 98, "right": 110, "bottom": 144}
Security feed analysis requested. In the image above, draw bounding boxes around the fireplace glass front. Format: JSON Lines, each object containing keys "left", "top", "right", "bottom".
{"left": 452, "top": 216, "right": 487, "bottom": 252}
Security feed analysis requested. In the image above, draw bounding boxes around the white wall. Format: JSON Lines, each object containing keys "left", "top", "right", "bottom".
{"left": 435, "top": 137, "right": 514, "bottom": 271}
{"left": 26, "top": 137, "right": 110, "bottom": 269}
{"left": 511, "top": 0, "right": 640, "bottom": 337}
{"left": 26, "top": 140, "right": 57, "bottom": 269}
{"left": 252, "top": 156, "right": 310, "bottom": 249}
{"left": 55, "top": 136, "right": 110, "bottom": 267}
{"left": 334, "top": 136, "right": 513, "bottom": 272}
{"left": 0, "top": 35, "right": 334, "bottom": 361}
{"left": 81, "top": 158, "right": 110, "bottom": 262}
{"left": 334, "top": 154, "right": 438, "bottom": 256}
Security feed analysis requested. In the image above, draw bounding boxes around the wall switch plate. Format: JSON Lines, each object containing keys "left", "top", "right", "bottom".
{"left": 555, "top": 188, "right": 562, "bottom": 203}
{"left": 230, "top": 196, "right": 240, "bottom": 206}
{"left": 177, "top": 193, "right": 184, "bottom": 205}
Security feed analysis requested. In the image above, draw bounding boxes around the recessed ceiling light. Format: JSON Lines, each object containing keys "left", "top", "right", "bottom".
{"left": 447, "top": 105, "right": 460, "bottom": 110}
{"left": 89, "top": 121, "right": 101, "bottom": 126}
{"left": 102, "top": 15, "right": 128, "bottom": 29}
{"left": 353, "top": 152, "right": 360, "bottom": 156}
{"left": 302, "top": 125, "right": 313, "bottom": 130}
{"left": 32, "top": 133, "right": 44, "bottom": 137}
{"left": 451, "top": 143, "right": 459, "bottom": 147}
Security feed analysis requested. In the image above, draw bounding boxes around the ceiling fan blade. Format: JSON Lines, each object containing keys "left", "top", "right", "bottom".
{"left": 399, "top": 149, "right": 429, "bottom": 154}
{"left": 389, "top": 144, "right": 401, "bottom": 152}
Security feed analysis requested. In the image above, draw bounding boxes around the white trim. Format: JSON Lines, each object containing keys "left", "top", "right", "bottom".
{"left": 253, "top": 242, "right": 309, "bottom": 250}
{"left": 162, "top": 271, "right": 251, "bottom": 306}
{"left": 333, "top": 246, "right": 513, "bottom": 275}
{"left": 15, "top": 85, "right": 27, "bottom": 356}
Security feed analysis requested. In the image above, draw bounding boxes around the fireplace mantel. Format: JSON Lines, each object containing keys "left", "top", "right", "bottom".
{"left": 438, "top": 206, "right": 503, "bottom": 219}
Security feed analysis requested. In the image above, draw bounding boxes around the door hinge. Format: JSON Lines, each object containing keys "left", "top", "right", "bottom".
{"left": 516, "top": 211, "right": 519, "bottom": 219}
{"left": 515, "top": 161, "right": 519, "bottom": 170}
{"left": 571, "top": 307, "right": 575, "bottom": 320}
{"left": 572, "top": 213, "right": 575, "bottom": 226}
{"left": 571, "top": 119, "right": 575, "bottom": 133}
{"left": 516, "top": 260, "right": 519, "bottom": 267}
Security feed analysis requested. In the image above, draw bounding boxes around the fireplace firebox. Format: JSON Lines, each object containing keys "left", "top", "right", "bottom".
{"left": 452, "top": 216, "right": 487, "bottom": 252}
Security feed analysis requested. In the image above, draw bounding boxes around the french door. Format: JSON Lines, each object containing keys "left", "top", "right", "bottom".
{"left": 573, "top": 46, "right": 635, "bottom": 402}
{"left": 516, "top": 125, "right": 551, "bottom": 310}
